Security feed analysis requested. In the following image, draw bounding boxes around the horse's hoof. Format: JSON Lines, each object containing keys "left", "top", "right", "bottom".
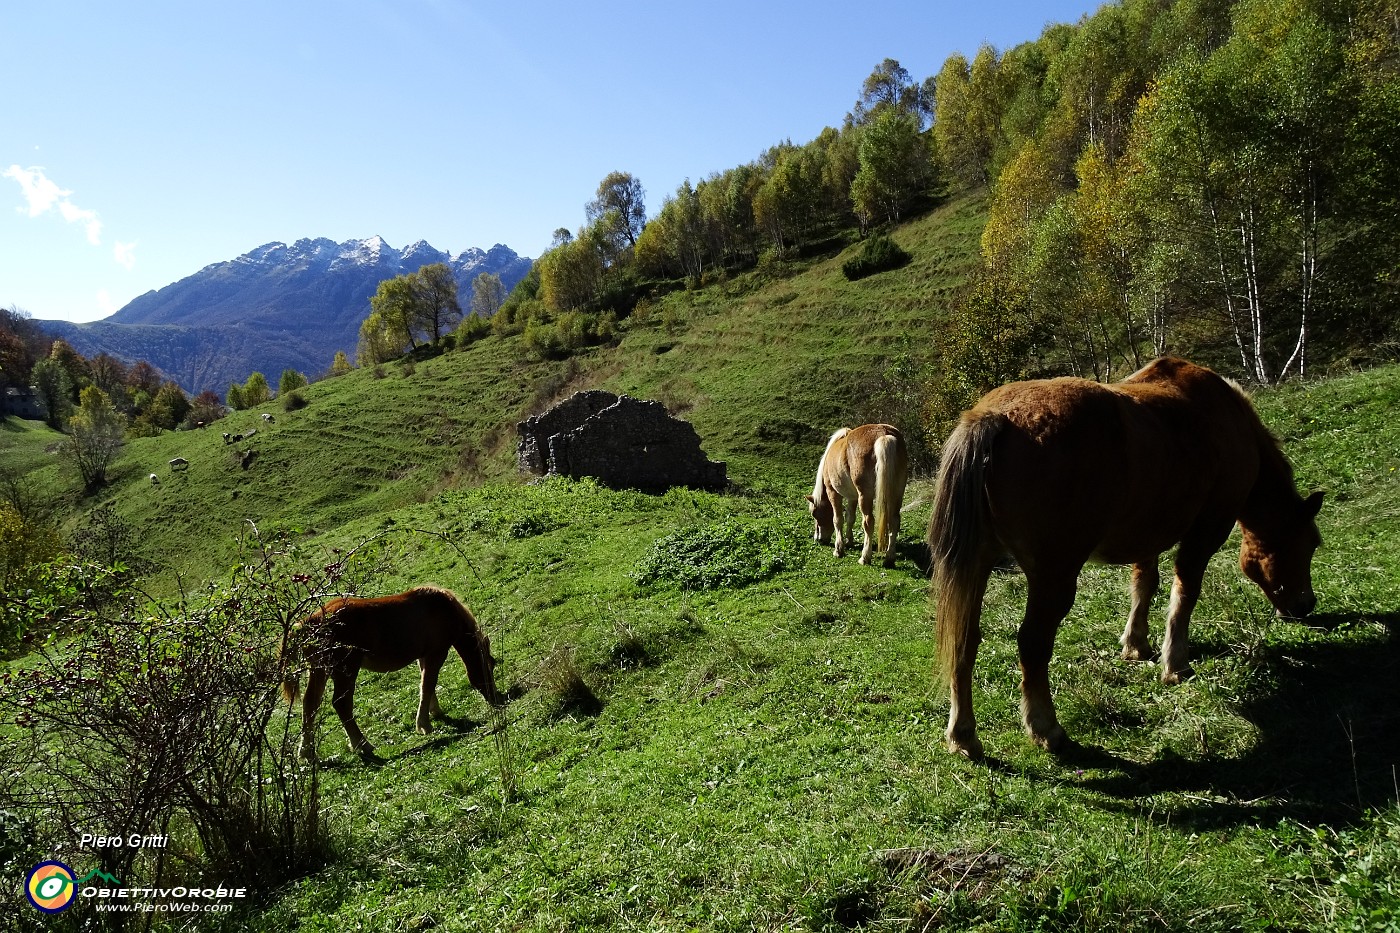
{"left": 858, "top": 555, "right": 872, "bottom": 566}
{"left": 1161, "top": 665, "right": 1194, "bottom": 685}
{"left": 946, "top": 734, "right": 984, "bottom": 760}
{"left": 1030, "top": 725, "right": 1069, "bottom": 752}
{"left": 1120, "top": 643, "right": 1153, "bottom": 662}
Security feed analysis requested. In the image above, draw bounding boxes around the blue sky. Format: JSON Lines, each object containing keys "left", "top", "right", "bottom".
{"left": 5, "top": 1, "right": 1105, "bottom": 324}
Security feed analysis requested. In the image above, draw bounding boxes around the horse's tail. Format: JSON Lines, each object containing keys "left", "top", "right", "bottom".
{"left": 279, "top": 627, "right": 302, "bottom": 705}
{"left": 928, "top": 410, "right": 1006, "bottom": 686}
{"left": 873, "top": 431, "right": 907, "bottom": 555}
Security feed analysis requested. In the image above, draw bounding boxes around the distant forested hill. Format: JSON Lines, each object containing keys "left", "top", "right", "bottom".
{"left": 494, "top": 0, "right": 1398, "bottom": 400}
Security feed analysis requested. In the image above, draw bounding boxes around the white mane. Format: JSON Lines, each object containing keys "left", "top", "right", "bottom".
{"left": 811, "top": 428, "right": 850, "bottom": 502}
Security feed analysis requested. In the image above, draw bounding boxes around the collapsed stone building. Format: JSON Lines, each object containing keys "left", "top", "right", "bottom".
{"left": 516, "top": 390, "right": 726, "bottom": 491}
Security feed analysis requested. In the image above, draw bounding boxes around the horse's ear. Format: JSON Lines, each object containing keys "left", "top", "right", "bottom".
{"left": 805, "top": 495, "right": 815, "bottom": 504}
{"left": 1304, "top": 490, "right": 1325, "bottom": 518}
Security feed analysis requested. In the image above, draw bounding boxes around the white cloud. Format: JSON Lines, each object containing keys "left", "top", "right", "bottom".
{"left": 3, "top": 164, "right": 103, "bottom": 245}
{"left": 60, "top": 200, "right": 103, "bottom": 245}
{"left": 3, "top": 164, "right": 69, "bottom": 216}
{"left": 113, "top": 240, "right": 137, "bottom": 270}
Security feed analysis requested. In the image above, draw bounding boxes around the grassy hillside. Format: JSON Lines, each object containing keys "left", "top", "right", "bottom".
{"left": 4, "top": 194, "right": 985, "bottom": 592}
{"left": 0, "top": 414, "right": 65, "bottom": 478}
{"left": 5, "top": 195, "right": 1397, "bottom": 930}
{"left": 254, "top": 362, "right": 1396, "bottom": 933}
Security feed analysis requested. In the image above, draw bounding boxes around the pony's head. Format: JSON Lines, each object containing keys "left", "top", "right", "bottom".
{"left": 808, "top": 427, "right": 849, "bottom": 545}
{"left": 464, "top": 628, "right": 505, "bottom": 707}
{"left": 1240, "top": 490, "right": 1324, "bottom": 619}
{"left": 806, "top": 493, "right": 835, "bottom": 544}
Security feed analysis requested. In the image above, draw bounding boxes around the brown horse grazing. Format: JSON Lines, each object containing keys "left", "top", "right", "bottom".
{"left": 928, "top": 358, "right": 1323, "bottom": 759}
{"left": 280, "top": 585, "right": 502, "bottom": 759}
{"left": 808, "top": 424, "right": 910, "bottom": 568}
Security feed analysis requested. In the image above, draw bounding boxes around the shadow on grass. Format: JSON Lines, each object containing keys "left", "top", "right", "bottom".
{"left": 1072, "top": 611, "right": 1399, "bottom": 828}
{"left": 316, "top": 715, "right": 494, "bottom": 769}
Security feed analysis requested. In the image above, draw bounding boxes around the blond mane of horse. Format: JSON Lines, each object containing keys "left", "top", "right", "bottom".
{"left": 810, "top": 427, "right": 851, "bottom": 504}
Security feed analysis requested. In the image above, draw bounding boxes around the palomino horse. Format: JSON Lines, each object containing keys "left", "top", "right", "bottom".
{"left": 928, "top": 358, "right": 1323, "bottom": 758}
{"left": 281, "top": 585, "right": 502, "bottom": 759}
{"left": 808, "top": 424, "right": 909, "bottom": 568}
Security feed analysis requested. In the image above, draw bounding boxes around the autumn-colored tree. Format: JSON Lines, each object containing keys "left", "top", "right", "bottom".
{"left": 368, "top": 275, "right": 420, "bottom": 353}
{"left": 48, "top": 340, "right": 91, "bottom": 402}
{"left": 328, "top": 351, "right": 354, "bottom": 377}
{"left": 186, "top": 390, "right": 225, "bottom": 427}
{"left": 147, "top": 381, "right": 191, "bottom": 431}
{"left": 66, "top": 386, "right": 126, "bottom": 489}
{"left": 0, "top": 502, "right": 62, "bottom": 617}
{"left": 538, "top": 228, "right": 606, "bottom": 312}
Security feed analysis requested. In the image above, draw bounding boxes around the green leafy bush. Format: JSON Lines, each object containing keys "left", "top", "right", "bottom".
{"left": 842, "top": 235, "right": 911, "bottom": 281}
{"left": 633, "top": 516, "right": 801, "bottom": 590}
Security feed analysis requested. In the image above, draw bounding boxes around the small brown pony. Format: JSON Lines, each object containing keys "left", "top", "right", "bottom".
{"left": 808, "top": 424, "right": 909, "bottom": 568}
{"left": 928, "top": 358, "right": 1323, "bottom": 758}
{"left": 280, "top": 585, "right": 502, "bottom": 759}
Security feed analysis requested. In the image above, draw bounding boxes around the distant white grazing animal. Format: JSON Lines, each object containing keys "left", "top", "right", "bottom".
{"left": 261, "top": 413, "right": 275, "bottom": 423}
{"left": 150, "top": 474, "right": 160, "bottom": 485}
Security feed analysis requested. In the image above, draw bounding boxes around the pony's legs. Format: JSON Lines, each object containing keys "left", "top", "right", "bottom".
{"left": 298, "top": 669, "right": 328, "bottom": 760}
{"left": 1018, "top": 572, "right": 1078, "bottom": 751}
{"left": 882, "top": 506, "right": 902, "bottom": 569}
{"left": 416, "top": 648, "right": 449, "bottom": 733}
{"left": 945, "top": 612, "right": 985, "bottom": 759}
{"left": 1160, "top": 527, "right": 1230, "bottom": 683}
{"left": 943, "top": 556, "right": 996, "bottom": 759}
{"left": 829, "top": 490, "right": 848, "bottom": 557}
{"left": 1120, "top": 560, "right": 1161, "bottom": 661}
{"left": 329, "top": 664, "right": 373, "bottom": 756}
{"left": 1160, "top": 574, "right": 1200, "bottom": 684}
{"left": 857, "top": 492, "right": 876, "bottom": 565}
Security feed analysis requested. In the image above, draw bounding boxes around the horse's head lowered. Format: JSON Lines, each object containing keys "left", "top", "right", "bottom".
{"left": 806, "top": 494, "right": 835, "bottom": 545}
{"left": 465, "top": 628, "right": 505, "bottom": 708}
{"left": 1240, "top": 490, "right": 1325, "bottom": 619}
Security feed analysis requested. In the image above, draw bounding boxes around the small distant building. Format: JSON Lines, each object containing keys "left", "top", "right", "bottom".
{"left": 2, "top": 386, "right": 47, "bottom": 421}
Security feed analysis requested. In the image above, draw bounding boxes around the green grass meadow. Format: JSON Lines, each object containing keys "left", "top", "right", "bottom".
{"left": 4, "top": 196, "right": 1398, "bottom": 930}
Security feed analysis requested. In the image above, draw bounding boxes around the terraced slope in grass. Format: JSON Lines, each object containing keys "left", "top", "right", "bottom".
{"left": 2, "top": 195, "right": 983, "bottom": 591}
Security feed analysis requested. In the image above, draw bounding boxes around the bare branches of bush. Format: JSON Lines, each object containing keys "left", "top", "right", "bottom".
{"left": 0, "top": 527, "right": 388, "bottom": 905}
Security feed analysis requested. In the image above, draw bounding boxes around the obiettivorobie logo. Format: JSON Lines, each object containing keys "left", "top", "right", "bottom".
{"left": 25, "top": 862, "right": 118, "bottom": 914}
{"left": 24, "top": 859, "right": 248, "bottom": 916}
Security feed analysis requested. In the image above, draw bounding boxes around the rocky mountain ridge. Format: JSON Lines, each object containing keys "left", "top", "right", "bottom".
{"left": 40, "top": 237, "right": 532, "bottom": 394}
